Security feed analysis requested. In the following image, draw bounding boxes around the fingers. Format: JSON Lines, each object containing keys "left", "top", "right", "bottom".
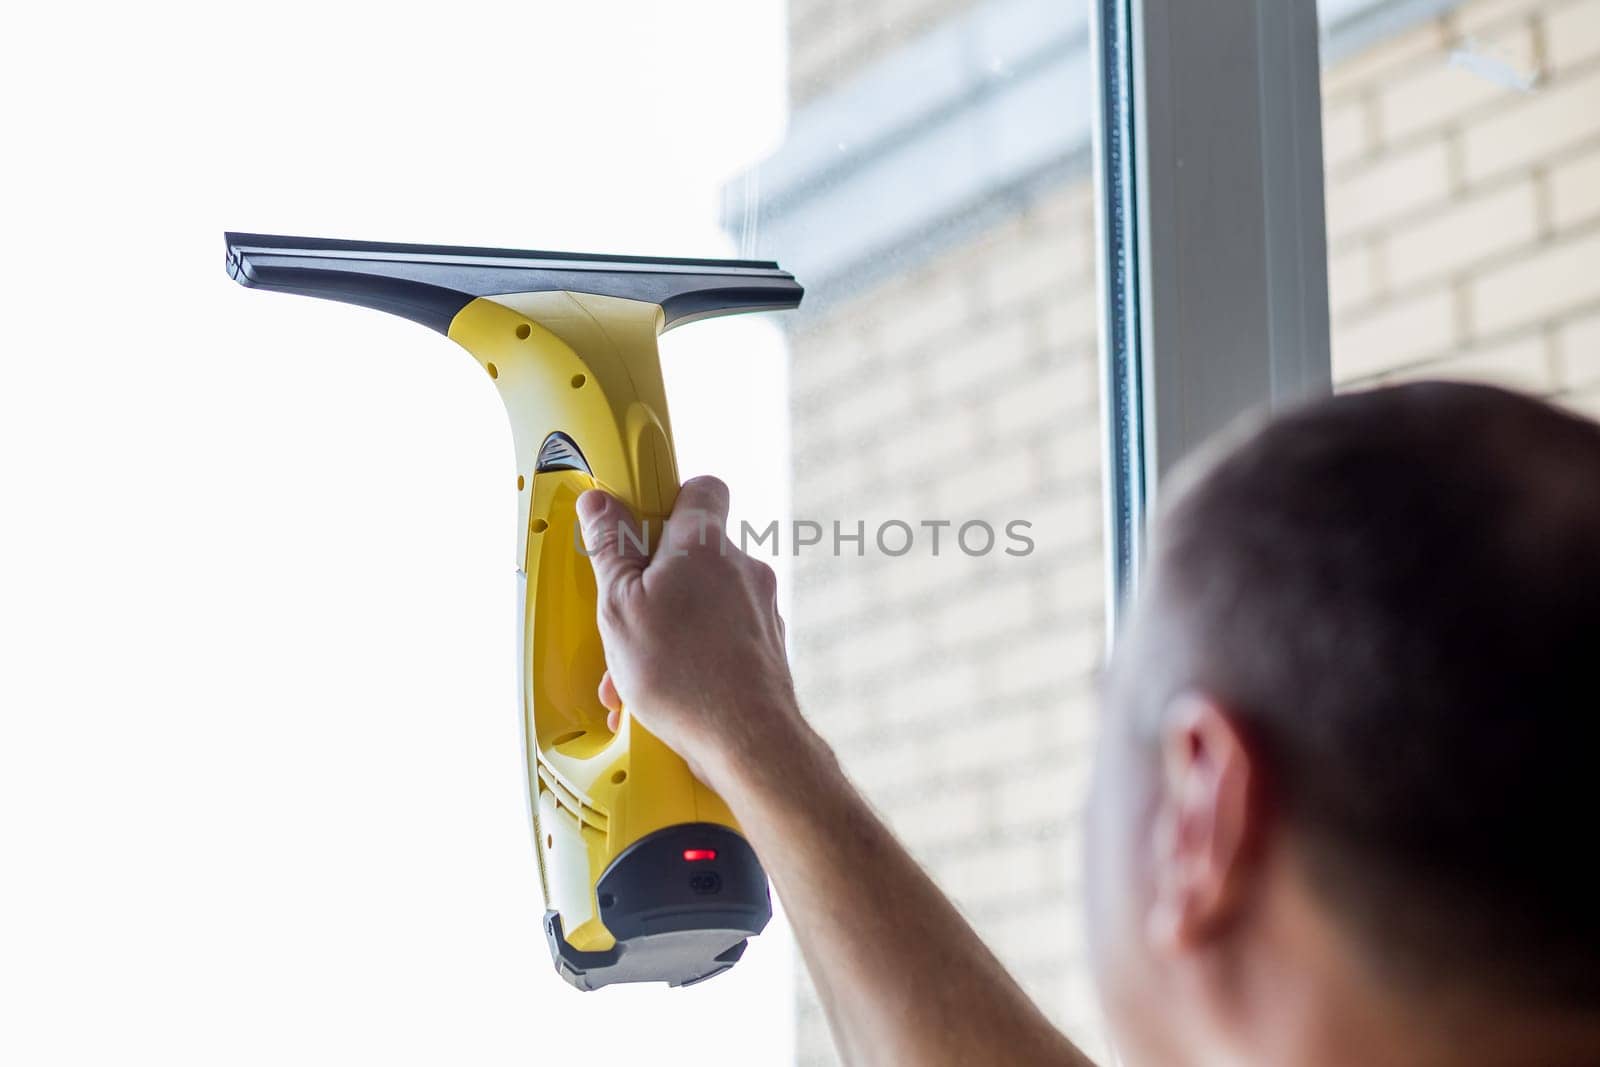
{"left": 598, "top": 670, "right": 621, "bottom": 714}
{"left": 678, "top": 475, "right": 731, "bottom": 524}
{"left": 578, "top": 489, "right": 648, "bottom": 599}
{"left": 599, "top": 671, "right": 623, "bottom": 734}
{"left": 661, "top": 476, "right": 731, "bottom": 557}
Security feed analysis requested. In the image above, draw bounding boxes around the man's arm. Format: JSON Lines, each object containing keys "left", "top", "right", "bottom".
{"left": 577, "top": 478, "right": 1096, "bottom": 1067}
{"left": 716, "top": 708, "right": 1096, "bottom": 1067}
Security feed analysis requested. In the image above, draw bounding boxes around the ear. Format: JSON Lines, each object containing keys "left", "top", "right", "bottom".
{"left": 1145, "top": 694, "right": 1260, "bottom": 955}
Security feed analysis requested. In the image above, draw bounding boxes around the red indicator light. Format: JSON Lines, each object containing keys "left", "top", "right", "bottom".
{"left": 682, "top": 848, "right": 717, "bottom": 862}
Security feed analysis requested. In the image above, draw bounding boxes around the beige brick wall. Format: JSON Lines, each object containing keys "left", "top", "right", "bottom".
{"left": 1325, "top": 0, "right": 1600, "bottom": 416}
{"left": 782, "top": 0, "right": 1600, "bottom": 1062}
{"left": 785, "top": 182, "right": 1109, "bottom": 1065}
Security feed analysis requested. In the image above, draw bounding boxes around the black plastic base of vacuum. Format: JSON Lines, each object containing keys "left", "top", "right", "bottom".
{"left": 545, "top": 823, "right": 771, "bottom": 991}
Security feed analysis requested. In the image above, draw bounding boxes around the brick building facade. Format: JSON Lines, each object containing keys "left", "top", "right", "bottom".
{"left": 731, "top": 0, "right": 1600, "bottom": 1062}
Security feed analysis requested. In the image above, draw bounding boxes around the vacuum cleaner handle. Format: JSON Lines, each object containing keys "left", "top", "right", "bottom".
{"left": 454, "top": 291, "right": 786, "bottom": 990}
{"left": 225, "top": 233, "right": 802, "bottom": 990}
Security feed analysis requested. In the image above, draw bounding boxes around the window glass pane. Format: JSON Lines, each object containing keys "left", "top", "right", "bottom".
{"left": 728, "top": 0, "right": 1109, "bottom": 1060}
{"left": 7, "top": 2, "right": 1121, "bottom": 1063}
{"left": 4, "top": 5, "right": 801, "bottom": 1065}
{"left": 1320, "top": 0, "right": 1600, "bottom": 414}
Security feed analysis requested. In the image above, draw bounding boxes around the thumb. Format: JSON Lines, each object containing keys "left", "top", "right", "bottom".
{"left": 577, "top": 489, "right": 648, "bottom": 599}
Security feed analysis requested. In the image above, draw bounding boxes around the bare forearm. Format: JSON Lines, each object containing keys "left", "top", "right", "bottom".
{"left": 711, "top": 717, "right": 1097, "bottom": 1067}
{"left": 575, "top": 483, "right": 1093, "bottom": 1063}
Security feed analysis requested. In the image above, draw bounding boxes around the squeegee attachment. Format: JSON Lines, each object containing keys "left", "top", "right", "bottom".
{"left": 225, "top": 232, "right": 802, "bottom": 334}
{"left": 225, "top": 232, "right": 802, "bottom": 990}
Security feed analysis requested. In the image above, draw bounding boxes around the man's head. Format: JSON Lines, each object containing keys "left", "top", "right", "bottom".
{"left": 1085, "top": 382, "right": 1600, "bottom": 1064}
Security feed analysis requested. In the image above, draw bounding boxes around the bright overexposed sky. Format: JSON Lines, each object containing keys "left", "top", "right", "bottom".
{"left": 0, "top": 2, "right": 796, "bottom": 1063}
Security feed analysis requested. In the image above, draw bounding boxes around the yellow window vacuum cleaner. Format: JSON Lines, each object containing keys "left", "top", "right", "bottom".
{"left": 224, "top": 233, "right": 803, "bottom": 989}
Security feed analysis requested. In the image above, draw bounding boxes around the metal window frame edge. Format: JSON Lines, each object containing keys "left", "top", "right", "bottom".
{"left": 1093, "top": 0, "right": 1334, "bottom": 641}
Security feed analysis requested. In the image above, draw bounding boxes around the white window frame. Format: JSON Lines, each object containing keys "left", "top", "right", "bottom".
{"left": 1093, "top": 0, "right": 1334, "bottom": 632}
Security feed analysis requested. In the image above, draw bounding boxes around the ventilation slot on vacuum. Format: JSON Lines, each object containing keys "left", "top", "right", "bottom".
{"left": 536, "top": 432, "right": 591, "bottom": 474}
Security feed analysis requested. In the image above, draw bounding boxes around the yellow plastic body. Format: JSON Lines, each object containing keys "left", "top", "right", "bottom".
{"left": 446, "top": 292, "right": 739, "bottom": 953}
